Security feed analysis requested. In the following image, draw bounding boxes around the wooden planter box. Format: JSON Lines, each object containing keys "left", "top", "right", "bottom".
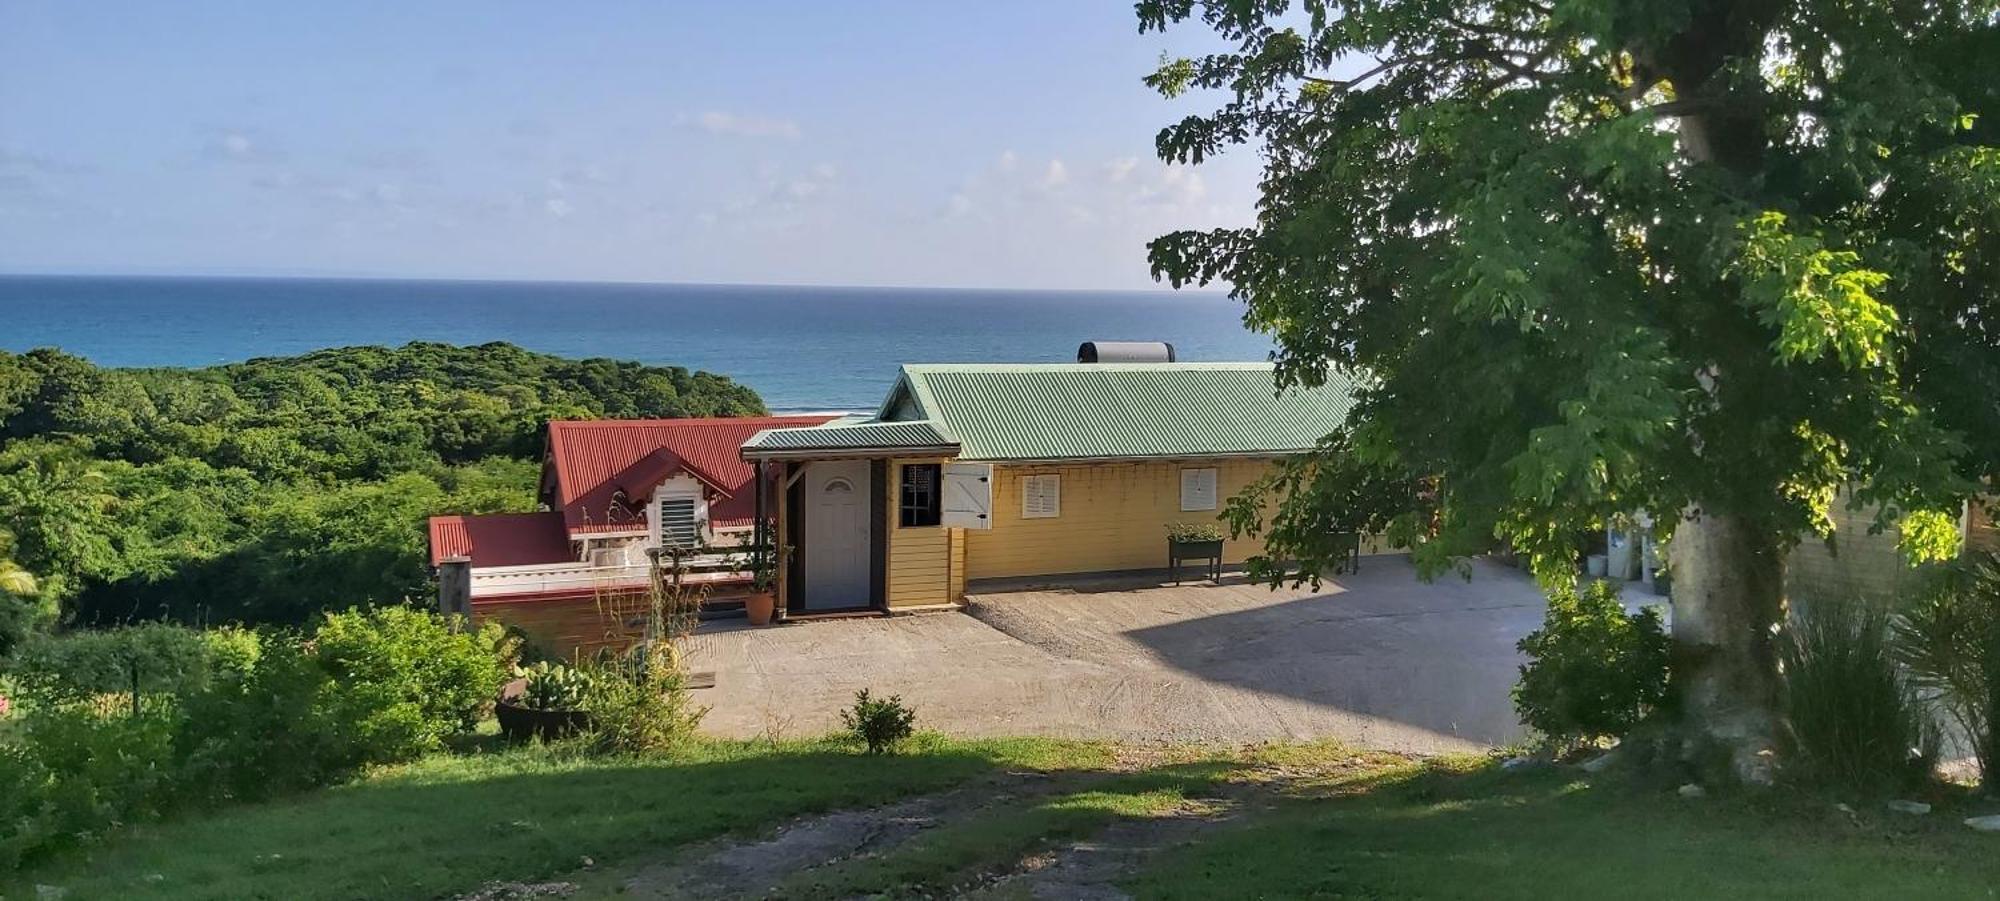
{"left": 1169, "top": 538, "right": 1225, "bottom": 583}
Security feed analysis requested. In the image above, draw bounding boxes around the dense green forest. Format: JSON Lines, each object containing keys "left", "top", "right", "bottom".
{"left": 0, "top": 342, "right": 764, "bottom": 649}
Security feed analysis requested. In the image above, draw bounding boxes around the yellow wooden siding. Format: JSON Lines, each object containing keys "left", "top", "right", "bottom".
{"left": 950, "top": 526, "right": 968, "bottom": 600}
{"left": 885, "top": 458, "right": 960, "bottom": 607}
{"left": 1787, "top": 493, "right": 2000, "bottom": 604}
{"left": 965, "top": 458, "right": 1279, "bottom": 581}
{"left": 1785, "top": 492, "right": 1934, "bottom": 603}
{"left": 1969, "top": 498, "right": 1997, "bottom": 556}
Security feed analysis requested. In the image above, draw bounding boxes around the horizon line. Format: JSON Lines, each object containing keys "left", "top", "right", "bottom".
{"left": 0, "top": 269, "right": 1229, "bottom": 298}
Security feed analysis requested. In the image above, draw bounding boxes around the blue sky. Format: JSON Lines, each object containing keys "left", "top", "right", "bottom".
{"left": 0, "top": 2, "right": 1267, "bottom": 290}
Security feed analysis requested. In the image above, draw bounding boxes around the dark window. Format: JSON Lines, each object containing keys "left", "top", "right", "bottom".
{"left": 899, "top": 463, "right": 941, "bottom": 527}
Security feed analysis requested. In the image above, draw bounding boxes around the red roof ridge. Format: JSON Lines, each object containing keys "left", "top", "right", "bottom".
{"left": 550, "top": 415, "right": 832, "bottom": 429}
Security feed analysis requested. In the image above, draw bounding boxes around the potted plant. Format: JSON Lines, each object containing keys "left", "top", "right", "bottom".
{"left": 743, "top": 545, "right": 786, "bottom": 626}
{"left": 496, "top": 661, "right": 595, "bottom": 741}
{"left": 1167, "top": 521, "right": 1227, "bottom": 582}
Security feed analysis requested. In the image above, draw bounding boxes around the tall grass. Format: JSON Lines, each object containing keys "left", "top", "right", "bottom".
{"left": 1893, "top": 551, "right": 2000, "bottom": 790}
{"left": 1781, "top": 598, "right": 1937, "bottom": 794}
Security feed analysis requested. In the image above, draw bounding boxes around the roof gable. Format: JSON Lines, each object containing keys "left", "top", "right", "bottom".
{"left": 546, "top": 415, "right": 836, "bottom": 533}
{"left": 887, "top": 363, "right": 1355, "bottom": 461}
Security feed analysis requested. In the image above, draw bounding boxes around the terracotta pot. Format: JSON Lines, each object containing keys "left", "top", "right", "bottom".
{"left": 495, "top": 678, "right": 591, "bottom": 742}
{"left": 744, "top": 589, "right": 777, "bottom": 626}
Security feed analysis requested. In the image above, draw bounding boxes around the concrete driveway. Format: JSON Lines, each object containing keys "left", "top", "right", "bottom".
{"left": 694, "top": 557, "right": 1573, "bottom": 754}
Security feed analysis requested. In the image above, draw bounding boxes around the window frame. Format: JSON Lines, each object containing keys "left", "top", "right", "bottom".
{"left": 899, "top": 463, "right": 942, "bottom": 528}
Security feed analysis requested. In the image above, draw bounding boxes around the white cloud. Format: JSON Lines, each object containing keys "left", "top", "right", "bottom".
{"left": 692, "top": 111, "right": 802, "bottom": 140}
{"left": 199, "top": 128, "right": 284, "bottom": 164}
{"left": 1039, "top": 159, "right": 1069, "bottom": 190}
{"left": 544, "top": 197, "right": 573, "bottom": 218}
{"left": 1103, "top": 157, "right": 1139, "bottom": 183}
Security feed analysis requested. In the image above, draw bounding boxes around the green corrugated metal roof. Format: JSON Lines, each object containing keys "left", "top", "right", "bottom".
{"left": 741, "top": 419, "right": 959, "bottom": 458}
{"left": 881, "top": 362, "right": 1355, "bottom": 462}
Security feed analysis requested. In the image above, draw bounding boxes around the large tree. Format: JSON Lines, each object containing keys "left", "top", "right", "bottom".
{"left": 1141, "top": 0, "right": 2000, "bottom": 781}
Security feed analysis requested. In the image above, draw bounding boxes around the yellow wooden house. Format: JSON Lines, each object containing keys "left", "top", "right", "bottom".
{"left": 739, "top": 361, "right": 1359, "bottom": 615}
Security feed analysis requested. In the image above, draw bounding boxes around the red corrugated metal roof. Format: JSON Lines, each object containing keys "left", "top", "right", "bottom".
{"left": 545, "top": 416, "right": 836, "bottom": 534}
{"left": 428, "top": 512, "right": 573, "bottom": 567}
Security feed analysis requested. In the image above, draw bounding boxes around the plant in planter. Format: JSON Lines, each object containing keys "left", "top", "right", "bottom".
{"left": 743, "top": 544, "right": 787, "bottom": 626}
{"left": 497, "top": 661, "right": 595, "bottom": 741}
{"left": 1167, "top": 521, "right": 1227, "bottom": 582}
{"left": 521, "top": 661, "right": 593, "bottom": 711}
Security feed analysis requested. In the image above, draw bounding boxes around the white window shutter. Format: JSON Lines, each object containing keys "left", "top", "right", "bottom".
{"left": 1180, "top": 467, "right": 1218, "bottom": 512}
{"left": 657, "top": 497, "right": 701, "bottom": 548}
{"left": 941, "top": 463, "right": 993, "bottom": 529}
{"left": 1021, "top": 473, "right": 1061, "bottom": 519}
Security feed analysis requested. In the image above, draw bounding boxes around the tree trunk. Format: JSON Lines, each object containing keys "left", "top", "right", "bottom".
{"left": 1667, "top": 507, "right": 1786, "bottom": 784}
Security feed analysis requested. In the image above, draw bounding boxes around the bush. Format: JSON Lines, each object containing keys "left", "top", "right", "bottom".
{"left": 841, "top": 689, "right": 917, "bottom": 754}
{"left": 0, "top": 610, "right": 520, "bottom": 860}
{"left": 310, "top": 607, "right": 513, "bottom": 753}
{"left": 580, "top": 643, "right": 705, "bottom": 755}
{"left": 1783, "top": 598, "right": 1938, "bottom": 794}
{"left": 1513, "top": 580, "right": 1670, "bottom": 751}
{"left": 1894, "top": 552, "right": 2000, "bottom": 789}
{"left": 0, "top": 704, "right": 180, "bottom": 869}
{"left": 174, "top": 632, "right": 347, "bottom": 802}
{"left": 7, "top": 623, "right": 262, "bottom": 708}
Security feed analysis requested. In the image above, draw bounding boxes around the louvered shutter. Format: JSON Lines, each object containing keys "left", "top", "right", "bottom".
{"left": 1021, "top": 473, "right": 1061, "bottom": 519}
{"left": 658, "top": 497, "right": 700, "bottom": 548}
{"left": 1180, "top": 468, "right": 1218, "bottom": 511}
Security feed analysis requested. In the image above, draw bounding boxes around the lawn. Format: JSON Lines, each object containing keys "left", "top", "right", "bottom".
{"left": 5, "top": 734, "right": 1114, "bottom": 900}
{"left": 1127, "top": 756, "right": 2000, "bottom": 900}
{"left": 10, "top": 736, "right": 1998, "bottom": 900}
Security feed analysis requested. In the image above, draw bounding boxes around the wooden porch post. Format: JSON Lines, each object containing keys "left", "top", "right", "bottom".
{"left": 753, "top": 459, "right": 767, "bottom": 567}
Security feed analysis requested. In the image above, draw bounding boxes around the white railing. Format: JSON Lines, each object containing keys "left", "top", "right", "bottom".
{"left": 469, "top": 554, "right": 753, "bottom": 599}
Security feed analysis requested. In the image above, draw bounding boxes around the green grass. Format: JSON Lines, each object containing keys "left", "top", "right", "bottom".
{"left": 6, "top": 733, "right": 1114, "bottom": 901}
{"left": 1124, "top": 758, "right": 2000, "bottom": 900}
{"left": 757, "top": 763, "right": 1243, "bottom": 899}
{"left": 14, "top": 733, "right": 2000, "bottom": 900}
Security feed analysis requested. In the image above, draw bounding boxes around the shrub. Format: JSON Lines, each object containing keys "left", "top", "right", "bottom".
{"left": 580, "top": 643, "right": 705, "bottom": 755}
{"left": 1894, "top": 552, "right": 2000, "bottom": 789}
{"left": 7, "top": 623, "right": 261, "bottom": 708}
{"left": 310, "top": 607, "right": 512, "bottom": 752}
{"left": 1513, "top": 580, "right": 1670, "bottom": 751}
{"left": 1783, "top": 598, "right": 1938, "bottom": 794}
{"left": 179, "top": 612, "right": 513, "bottom": 801}
{"left": 175, "top": 633, "right": 369, "bottom": 802}
{"left": 0, "top": 704, "right": 180, "bottom": 869}
{"left": 841, "top": 688, "right": 917, "bottom": 754}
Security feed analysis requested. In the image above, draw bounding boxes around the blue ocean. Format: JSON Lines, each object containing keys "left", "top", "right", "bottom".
{"left": 0, "top": 275, "right": 1272, "bottom": 412}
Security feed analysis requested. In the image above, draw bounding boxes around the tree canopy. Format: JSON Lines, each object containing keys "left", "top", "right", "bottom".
{"left": 0, "top": 342, "right": 764, "bottom": 644}
{"left": 1142, "top": 0, "right": 2000, "bottom": 776}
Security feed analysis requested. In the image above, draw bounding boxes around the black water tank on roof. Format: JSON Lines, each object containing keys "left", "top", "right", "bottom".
{"left": 1076, "top": 341, "right": 1176, "bottom": 363}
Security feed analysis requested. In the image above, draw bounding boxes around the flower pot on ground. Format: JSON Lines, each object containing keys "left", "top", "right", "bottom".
{"left": 495, "top": 662, "right": 594, "bottom": 741}
{"left": 744, "top": 543, "right": 787, "bottom": 626}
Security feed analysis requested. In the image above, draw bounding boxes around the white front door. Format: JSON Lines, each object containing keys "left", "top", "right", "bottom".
{"left": 801, "top": 460, "right": 872, "bottom": 609}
